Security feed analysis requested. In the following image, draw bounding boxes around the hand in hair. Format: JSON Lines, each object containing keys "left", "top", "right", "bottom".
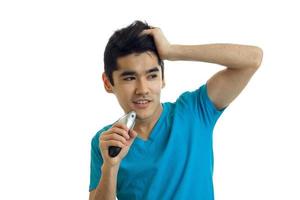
{"left": 140, "top": 27, "right": 172, "bottom": 60}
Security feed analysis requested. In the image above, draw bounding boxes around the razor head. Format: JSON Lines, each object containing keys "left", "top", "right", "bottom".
{"left": 117, "top": 111, "right": 136, "bottom": 129}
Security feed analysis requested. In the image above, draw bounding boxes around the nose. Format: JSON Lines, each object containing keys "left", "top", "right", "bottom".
{"left": 135, "top": 78, "right": 149, "bottom": 95}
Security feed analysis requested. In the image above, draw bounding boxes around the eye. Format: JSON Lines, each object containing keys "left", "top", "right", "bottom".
{"left": 123, "top": 76, "right": 135, "bottom": 81}
{"left": 148, "top": 74, "right": 158, "bottom": 79}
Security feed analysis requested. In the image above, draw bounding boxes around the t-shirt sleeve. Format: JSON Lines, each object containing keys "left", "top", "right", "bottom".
{"left": 177, "top": 84, "right": 227, "bottom": 128}
{"left": 89, "top": 131, "right": 103, "bottom": 192}
{"left": 198, "top": 84, "right": 227, "bottom": 126}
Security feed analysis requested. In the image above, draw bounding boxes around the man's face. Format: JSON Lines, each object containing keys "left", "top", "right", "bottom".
{"left": 105, "top": 51, "right": 165, "bottom": 122}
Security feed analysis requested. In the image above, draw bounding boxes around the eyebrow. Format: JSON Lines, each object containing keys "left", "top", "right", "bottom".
{"left": 119, "top": 67, "right": 159, "bottom": 77}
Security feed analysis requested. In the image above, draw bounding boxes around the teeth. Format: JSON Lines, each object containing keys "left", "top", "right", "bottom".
{"left": 135, "top": 100, "right": 148, "bottom": 104}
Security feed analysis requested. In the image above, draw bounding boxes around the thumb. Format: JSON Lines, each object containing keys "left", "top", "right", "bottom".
{"left": 139, "top": 29, "right": 153, "bottom": 37}
{"left": 128, "top": 129, "right": 138, "bottom": 144}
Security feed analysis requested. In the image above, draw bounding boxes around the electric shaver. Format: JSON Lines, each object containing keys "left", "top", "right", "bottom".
{"left": 108, "top": 111, "right": 136, "bottom": 157}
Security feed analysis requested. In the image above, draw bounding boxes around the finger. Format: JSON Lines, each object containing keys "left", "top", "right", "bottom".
{"left": 110, "top": 126, "right": 130, "bottom": 140}
{"left": 101, "top": 133, "right": 129, "bottom": 145}
{"left": 129, "top": 129, "right": 138, "bottom": 139}
{"left": 101, "top": 140, "right": 126, "bottom": 149}
{"left": 113, "top": 123, "right": 129, "bottom": 132}
{"left": 127, "top": 130, "right": 138, "bottom": 146}
{"left": 139, "top": 29, "right": 152, "bottom": 36}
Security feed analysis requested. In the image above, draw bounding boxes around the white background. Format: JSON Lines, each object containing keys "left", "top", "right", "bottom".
{"left": 1, "top": 0, "right": 299, "bottom": 199}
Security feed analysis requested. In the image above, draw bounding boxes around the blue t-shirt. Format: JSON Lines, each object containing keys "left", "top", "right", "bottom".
{"left": 89, "top": 84, "right": 226, "bottom": 199}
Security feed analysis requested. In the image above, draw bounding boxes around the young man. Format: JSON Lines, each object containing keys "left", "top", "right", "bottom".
{"left": 89, "top": 21, "right": 263, "bottom": 200}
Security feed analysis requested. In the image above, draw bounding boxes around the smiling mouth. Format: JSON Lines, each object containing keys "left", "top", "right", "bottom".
{"left": 133, "top": 100, "right": 151, "bottom": 104}
{"left": 132, "top": 98, "right": 153, "bottom": 109}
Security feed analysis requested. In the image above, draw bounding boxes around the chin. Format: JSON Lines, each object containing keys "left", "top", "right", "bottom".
{"left": 135, "top": 111, "right": 151, "bottom": 120}
{"left": 137, "top": 108, "right": 157, "bottom": 120}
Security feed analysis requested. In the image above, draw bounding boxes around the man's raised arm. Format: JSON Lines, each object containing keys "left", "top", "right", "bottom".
{"left": 141, "top": 28, "right": 263, "bottom": 109}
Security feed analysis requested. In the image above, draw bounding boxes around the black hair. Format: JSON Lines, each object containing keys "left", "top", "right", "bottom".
{"left": 104, "top": 20, "right": 164, "bottom": 85}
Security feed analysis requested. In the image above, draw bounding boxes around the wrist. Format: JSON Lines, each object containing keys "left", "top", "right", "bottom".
{"left": 101, "top": 163, "right": 120, "bottom": 175}
{"left": 166, "top": 44, "right": 181, "bottom": 61}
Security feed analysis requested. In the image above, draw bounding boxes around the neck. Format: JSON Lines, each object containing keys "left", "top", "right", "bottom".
{"left": 134, "top": 104, "right": 163, "bottom": 140}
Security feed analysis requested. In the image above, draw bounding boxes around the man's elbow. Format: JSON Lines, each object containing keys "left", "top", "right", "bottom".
{"left": 251, "top": 46, "right": 263, "bottom": 69}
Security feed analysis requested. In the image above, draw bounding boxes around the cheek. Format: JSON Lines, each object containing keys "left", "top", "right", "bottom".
{"left": 115, "top": 93, "right": 131, "bottom": 111}
{"left": 151, "top": 84, "right": 163, "bottom": 96}
{"left": 115, "top": 87, "right": 134, "bottom": 101}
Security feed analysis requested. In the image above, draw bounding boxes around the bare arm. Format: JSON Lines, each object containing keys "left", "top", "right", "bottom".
{"left": 89, "top": 123, "right": 138, "bottom": 200}
{"left": 141, "top": 28, "right": 263, "bottom": 109}
{"left": 169, "top": 44, "right": 263, "bottom": 109}
{"left": 89, "top": 164, "right": 119, "bottom": 200}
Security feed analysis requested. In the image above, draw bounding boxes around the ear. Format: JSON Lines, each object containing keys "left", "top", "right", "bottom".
{"left": 102, "top": 72, "right": 113, "bottom": 93}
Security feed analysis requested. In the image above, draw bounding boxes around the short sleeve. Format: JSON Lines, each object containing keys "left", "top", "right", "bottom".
{"left": 89, "top": 132, "right": 103, "bottom": 191}
{"left": 176, "top": 84, "right": 227, "bottom": 127}
{"left": 198, "top": 84, "right": 226, "bottom": 124}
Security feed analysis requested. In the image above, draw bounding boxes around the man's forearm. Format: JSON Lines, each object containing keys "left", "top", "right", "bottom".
{"left": 167, "top": 44, "right": 263, "bottom": 69}
{"left": 93, "top": 164, "right": 119, "bottom": 200}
